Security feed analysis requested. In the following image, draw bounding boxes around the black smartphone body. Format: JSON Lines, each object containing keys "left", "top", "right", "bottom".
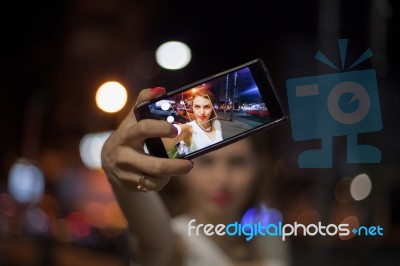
{"left": 134, "top": 58, "right": 287, "bottom": 159}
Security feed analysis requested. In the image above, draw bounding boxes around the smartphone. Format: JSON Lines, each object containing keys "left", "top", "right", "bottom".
{"left": 134, "top": 58, "right": 288, "bottom": 159}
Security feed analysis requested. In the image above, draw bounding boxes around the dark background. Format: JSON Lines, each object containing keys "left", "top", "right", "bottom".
{"left": 1, "top": 0, "right": 400, "bottom": 265}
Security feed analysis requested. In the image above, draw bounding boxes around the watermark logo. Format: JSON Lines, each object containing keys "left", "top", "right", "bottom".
{"left": 187, "top": 219, "right": 384, "bottom": 241}
{"left": 286, "top": 39, "right": 383, "bottom": 168}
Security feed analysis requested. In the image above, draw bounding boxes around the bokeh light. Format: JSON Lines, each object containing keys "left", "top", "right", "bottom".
{"left": 67, "top": 211, "right": 91, "bottom": 238}
{"left": 103, "top": 202, "right": 128, "bottom": 229}
{"left": 155, "top": 41, "right": 191, "bottom": 70}
{"left": 166, "top": 116, "right": 175, "bottom": 123}
{"left": 350, "top": 173, "right": 372, "bottom": 201}
{"left": 297, "top": 209, "right": 321, "bottom": 225}
{"left": 40, "top": 194, "right": 61, "bottom": 219}
{"left": 26, "top": 205, "right": 49, "bottom": 233}
{"left": 335, "top": 177, "right": 353, "bottom": 204}
{"left": 339, "top": 216, "right": 360, "bottom": 240}
{"left": 95, "top": 81, "right": 128, "bottom": 113}
{"left": 79, "top": 131, "right": 112, "bottom": 169}
{"left": 84, "top": 201, "right": 107, "bottom": 228}
{"left": 8, "top": 159, "right": 45, "bottom": 204}
{"left": 268, "top": 208, "right": 283, "bottom": 224}
{"left": 51, "top": 218, "right": 72, "bottom": 242}
{"left": 241, "top": 206, "right": 269, "bottom": 225}
{"left": 161, "top": 102, "right": 171, "bottom": 110}
{"left": 241, "top": 204, "right": 283, "bottom": 225}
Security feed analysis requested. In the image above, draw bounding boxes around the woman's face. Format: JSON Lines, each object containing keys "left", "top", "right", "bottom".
{"left": 192, "top": 96, "right": 212, "bottom": 123}
{"left": 185, "top": 138, "right": 259, "bottom": 223}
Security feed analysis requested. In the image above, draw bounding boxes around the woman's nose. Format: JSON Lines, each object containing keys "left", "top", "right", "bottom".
{"left": 211, "top": 163, "right": 231, "bottom": 186}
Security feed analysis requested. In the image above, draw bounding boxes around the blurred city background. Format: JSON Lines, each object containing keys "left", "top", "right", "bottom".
{"left": 1, "top": 0, "right": 400, "bottom": 265}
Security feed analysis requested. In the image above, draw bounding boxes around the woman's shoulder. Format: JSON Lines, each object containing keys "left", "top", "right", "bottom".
{"left": 213, "top": 119, "right": 222, "bottom": 129}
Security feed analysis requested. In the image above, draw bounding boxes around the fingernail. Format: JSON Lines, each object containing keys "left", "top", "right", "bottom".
{"left": 171, "top": 125, "right": 178, "bottom": 137}
{"left": 189, "top": 160, "right": 194, "bottom": 169}
{"left": 150, "top": 87, "right": 165, "bottom": 93}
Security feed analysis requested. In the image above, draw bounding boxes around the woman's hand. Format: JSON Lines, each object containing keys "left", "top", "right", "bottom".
{"left": 161, "top": 123, "right": 193, "bottom": 151}
{"left": 101, "top": 87, "right": 194, "bottom": 192}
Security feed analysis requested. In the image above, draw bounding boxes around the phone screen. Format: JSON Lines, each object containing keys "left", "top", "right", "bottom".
{"left": 146, "top": 66, "right": 275, "bottom": 158}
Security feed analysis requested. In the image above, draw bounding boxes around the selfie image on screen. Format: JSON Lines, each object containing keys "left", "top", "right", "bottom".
{"left": 148, "top": 67, "right": 271, "bottom": 158}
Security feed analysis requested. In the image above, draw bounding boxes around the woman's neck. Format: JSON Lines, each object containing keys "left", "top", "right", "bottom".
{"left": 196, "top": 120, "right": 212, "bottom": 131}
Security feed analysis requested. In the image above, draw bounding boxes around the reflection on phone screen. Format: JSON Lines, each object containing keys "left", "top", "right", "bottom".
{"left": 148, "top": 67, "right": 272, "bottom": 158}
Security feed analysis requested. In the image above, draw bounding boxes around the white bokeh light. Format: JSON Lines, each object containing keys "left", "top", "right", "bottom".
{"left": 167, "top": 116, "right": 175, "bottom": 123}
{"left": 350, "top": 173, "right": 372, "bottom": 201}
{"left": 155, "top": 41, "right": 191, "bottom": 70}
{"left": 161, "top": 102, "right": 171, "bottom": 111}
{"left": 8, "top": 159, "right": 45, "bottom": 204}
{"left": 96, "top": 81, "right": 128, "bottom": 113}
{"left": 79, "top": 131, "right": 113, "bottom": 169}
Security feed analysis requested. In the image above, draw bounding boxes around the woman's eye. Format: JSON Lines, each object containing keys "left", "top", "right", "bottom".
{"left": 228, "top": 157, "right": 247, "bottom": 167}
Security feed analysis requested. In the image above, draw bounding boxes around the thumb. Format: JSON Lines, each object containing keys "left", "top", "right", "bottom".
{"left": 135, "top": 87, "right": 166, "bottom": 105}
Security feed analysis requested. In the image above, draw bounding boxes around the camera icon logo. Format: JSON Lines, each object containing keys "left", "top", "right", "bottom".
{"left": 286, "top": 39, "right": 382, "bottom": 168}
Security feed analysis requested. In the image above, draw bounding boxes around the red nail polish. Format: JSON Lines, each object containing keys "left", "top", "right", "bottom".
{"left": 172, "top": 125, "right": 178, "bottom": 137}
{"left": 150, "top": 87, "right": 165, "bottom": 93}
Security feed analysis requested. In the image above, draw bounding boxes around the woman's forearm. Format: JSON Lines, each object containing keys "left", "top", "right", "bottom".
{"left": 100, "top": 88, "right": 193, "bottom": 265}
{"left": 108, "top": 176, "right": 173, "bottom": 266}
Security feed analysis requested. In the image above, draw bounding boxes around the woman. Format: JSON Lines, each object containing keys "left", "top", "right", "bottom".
{"left": 163, "top": 89, "right": 223, "bottom": 158}
{"left": 101, "top": 87, "right": 290, "bottom": 266}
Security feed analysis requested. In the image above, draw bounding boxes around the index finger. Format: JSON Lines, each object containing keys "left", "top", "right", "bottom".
{"left": 121, "top": 87, "right": 167, "bottom": 128}
{"left": 135, "top": 87, "right": 166, "bottom": 106}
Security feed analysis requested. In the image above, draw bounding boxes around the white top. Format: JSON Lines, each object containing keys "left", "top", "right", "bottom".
{"left": 171, "top": 215, "right": 291, "bottom": 266}
{"left": 187, "top": 119, "right": 223, "bottom": 153}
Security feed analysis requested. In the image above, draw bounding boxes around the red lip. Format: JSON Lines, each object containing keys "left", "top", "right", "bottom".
{"left": 198, "top": 116, "right": 206, "bottom": 120}
{"left": 210, "top": 191, "right": 231, "bottom": 205}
